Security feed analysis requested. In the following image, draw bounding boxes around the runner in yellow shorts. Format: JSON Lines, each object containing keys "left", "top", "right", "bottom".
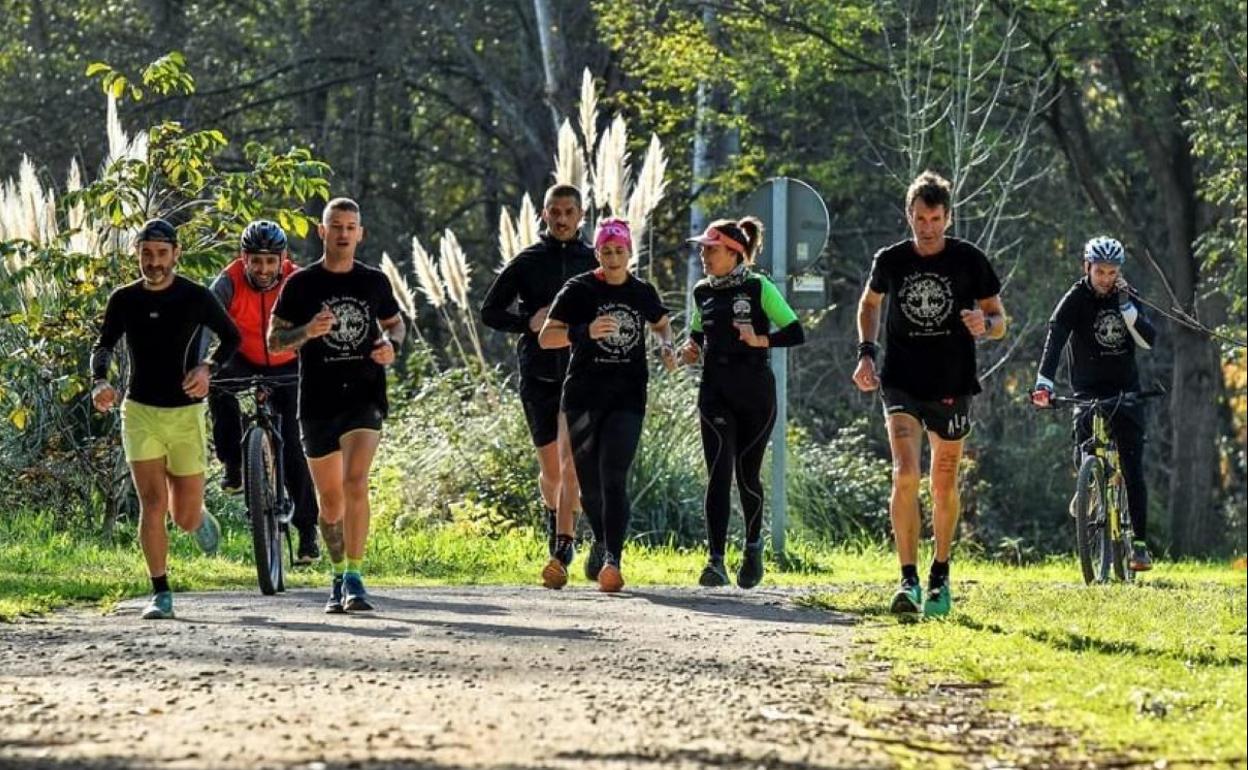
{"left": 90, "top": 218, "right": 241, "bottom": 620}
{"left": 121, "top": 400, "right": 209, "bottom": 475}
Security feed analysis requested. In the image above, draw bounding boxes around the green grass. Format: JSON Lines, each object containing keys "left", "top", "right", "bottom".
{"left": 4, "top": 511, "right": 1244, "bottom": 765}
{"left": 804, "top": 565, "right": 1248, "bottom": 766}
{"left": 0, "top": 510, "right": 891, "bottom": 620}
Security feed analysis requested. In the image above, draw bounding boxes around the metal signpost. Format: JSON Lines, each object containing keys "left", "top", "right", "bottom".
{"left": 741, "top": 177, "right": 830, "bottom": 556}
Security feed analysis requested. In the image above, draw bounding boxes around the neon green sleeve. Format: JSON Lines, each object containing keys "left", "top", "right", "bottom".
{"left": 759, "top": 276, "right": 798, "bottom": 327}
{"left": 691, "top": 305, "right": 703, "bottom": 333}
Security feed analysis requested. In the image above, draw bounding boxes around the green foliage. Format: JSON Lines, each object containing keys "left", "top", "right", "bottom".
{"left": 788, "top": 418, "right": 892, "bottom": 542}
{"left": 0, "top": 53, "right": 331, "bottom": 532}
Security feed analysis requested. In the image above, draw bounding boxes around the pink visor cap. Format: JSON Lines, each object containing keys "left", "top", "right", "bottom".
{"left": 688, "top": 225, "right": 747, "bottom": 255}
{"left": 594, "top": 219, "right": 633, "bottom": 251}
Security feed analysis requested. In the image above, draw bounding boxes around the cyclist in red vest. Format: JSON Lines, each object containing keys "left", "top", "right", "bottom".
{"left": 206, "top": 220, "right": 320, "bottom": 563}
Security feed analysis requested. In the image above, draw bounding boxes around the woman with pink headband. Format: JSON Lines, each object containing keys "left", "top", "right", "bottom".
{"left": 538, "top": 218, "right": 676, "bottom": 592}
{"left": 679, "top": 217, "right": 805, "bottom": 588}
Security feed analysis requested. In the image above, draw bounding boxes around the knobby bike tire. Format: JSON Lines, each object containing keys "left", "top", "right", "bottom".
{"left": 245, "top": 427, "right": 284, "bottom": 596}
{"left": 1074, "top": 455, "right": 1106, "bottom": 585}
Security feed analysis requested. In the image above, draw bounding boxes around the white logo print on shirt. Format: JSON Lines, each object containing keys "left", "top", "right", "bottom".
{"left": 595, "top": 302, "right": 642, "bottom": 360}
{"left": 1093, "top": 308, "right": 1128, "bottom": 352}
{"left": 322, "top": 296, "right": 372, "bottom": 359}
{"left": 898, "top": 272, "right": 954, "bottom": 333}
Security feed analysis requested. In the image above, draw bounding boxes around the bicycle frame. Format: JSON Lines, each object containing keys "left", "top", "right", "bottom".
{"left": 240, "top": 385, "right": 294, "bottom": 527}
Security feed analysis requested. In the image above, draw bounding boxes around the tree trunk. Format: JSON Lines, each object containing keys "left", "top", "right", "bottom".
{"left": 532, "top": 0, "right": 565, "bottom": 134}
{"left": 687, "top": 6, "right": 732, "bottom": 316}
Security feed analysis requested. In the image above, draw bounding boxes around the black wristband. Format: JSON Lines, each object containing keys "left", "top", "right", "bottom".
{"left": 857, "top": 341, "right": 878, "bottom": 360}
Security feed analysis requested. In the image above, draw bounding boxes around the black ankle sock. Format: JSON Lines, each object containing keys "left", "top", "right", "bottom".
{"left": 928, "top": 560, "right": 950, "bottom": 589}
{"left": 151, "top": 574, "right": 170, "bottom": 594}
{"left": 901, "top": 564, "right": 919, "bottom": 586}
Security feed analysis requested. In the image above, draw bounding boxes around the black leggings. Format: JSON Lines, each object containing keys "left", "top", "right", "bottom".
{"left": 698, "top": 364, "right": 776, "bottom": 557}
{"left": 1074, "top": 403, "right": 1148, "bottom": 540}
{"left": 566, "top": 408, "right": 644, "bottom": 561}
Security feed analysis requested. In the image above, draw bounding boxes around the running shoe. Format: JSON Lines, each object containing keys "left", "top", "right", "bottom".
{"left": 736, "top": 541, "right": 765, "bottom": 589}
{"left": 889, "top": 581, "right": 923, "bottom": 616}
{"left": 342, "top": 574, "right": 374, "bottom": 612}
{"left": 141, "top": 591, "right": 175, "bottom": 620}
{"left": 698, "top": 558, "right": 730, "bottom": 587}
{"left": 1129, "top": 541, "right": 1153, "bottom": 572}
{"left": 193, "top": 510, "right": 221, "bottom": 556}
{"left": 923, "top": 582, "right": 952, "bottom": 618}
{"left": 597, "top": 555, "right": 624, "bottom": 593}
{"left": 324, "top": 576, "right": 345, "bottom": 614}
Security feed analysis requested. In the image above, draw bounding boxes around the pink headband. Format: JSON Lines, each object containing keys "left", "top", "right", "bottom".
{"left": 688, "top": 226, "right": 747, "bottom": 255}
{"left": 594, "top": 220, "right": 633, "bottom": 252}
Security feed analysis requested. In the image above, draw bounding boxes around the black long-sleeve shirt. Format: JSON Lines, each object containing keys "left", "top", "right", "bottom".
{"left": 480, "top": 233, "right": 596, "bottom": 384}
{"left": 1036, "top": 278, "right": 1156, "bottom": 397}
{"left": 91, "top": 275, "right": 240, "bottom": 407}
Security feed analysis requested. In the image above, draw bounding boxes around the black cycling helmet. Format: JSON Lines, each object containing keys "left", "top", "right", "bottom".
{"left": 240, "top": 219, "right": 288, "bottom": 254}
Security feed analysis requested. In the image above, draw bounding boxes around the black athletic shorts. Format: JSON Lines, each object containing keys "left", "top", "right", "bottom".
{"left": 881, "top": 387, "right": 972, "bottom": 441}
{"left": 519, "top": 377, "right": 561, "bottom": 448}
{"left": 300, "top": 402, "right": 384, "bottom": 459}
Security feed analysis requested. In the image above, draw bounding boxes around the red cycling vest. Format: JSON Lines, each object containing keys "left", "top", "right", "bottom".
{"left": 224, "top": 257, "right": 298, "bottom": 368}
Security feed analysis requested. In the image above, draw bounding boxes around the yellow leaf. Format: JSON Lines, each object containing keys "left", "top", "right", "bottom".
{"left": 10, "top": 406, "right": 29, "bottom": 431}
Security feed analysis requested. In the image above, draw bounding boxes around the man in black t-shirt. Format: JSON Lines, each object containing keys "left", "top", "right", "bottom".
{"left": 269, "top": 198, "right": 405, "bottom": 614}
{"left": 90, "top": 218, "right": 241, "bottom": 620}
{"left": 1030, "top": 236, "right": 1158, "bottom": 571}
{"left": 481, "top": 184, "right": 596, "bottom": 584}
{"left": 852, "top": 171, "right": 1007, "bottom": 619}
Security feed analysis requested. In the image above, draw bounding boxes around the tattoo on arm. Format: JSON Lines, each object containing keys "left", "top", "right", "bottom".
{"left": 268, "top": 316, "right": 308, "bottom": 353}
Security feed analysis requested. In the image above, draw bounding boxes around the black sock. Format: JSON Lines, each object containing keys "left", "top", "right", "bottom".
{"left": 151, "top": 574, "right": 170, "bottom": 594}
{"left": 901, "top": 564, "right": 919, "bottom": 586}
{"left": 929, "top": 560, "right": 950, "bottom": 589}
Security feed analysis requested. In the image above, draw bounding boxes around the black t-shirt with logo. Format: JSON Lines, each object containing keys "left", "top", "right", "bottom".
{"left": 272, "top": 259, "right": 401, "bottom": 420}
{"left": 548, "top": 270, "right": 668, "bottom": 414}
{"left": 1037, "top": 278, "right": 1155, "bottom": 397}
{"left": 868, "top": 237, "right": 1002, "bottom": 399}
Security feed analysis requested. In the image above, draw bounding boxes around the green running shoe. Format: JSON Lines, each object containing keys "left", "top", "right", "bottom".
{"left": 923, "top": 582, "right": 952, "bottom": 618}
{"left": 141, "top": 591, "right": 174, "bottom": 620}
{"left": 193, "top": 510, "right": 221, "bottom": 556}
{"left": 889, "top": 581, "right": 923, "bottom": 616}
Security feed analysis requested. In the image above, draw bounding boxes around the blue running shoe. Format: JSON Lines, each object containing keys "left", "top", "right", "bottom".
{"left": 342, "top": 573, "right": 373, "bottom": 612}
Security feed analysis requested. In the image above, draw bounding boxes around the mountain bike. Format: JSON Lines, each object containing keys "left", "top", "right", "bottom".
{"left": 1046, "top": 390, "right": 1164, "bottom": 585}
{"left": 211, "top": 374, "right": 299, "bottom": 595}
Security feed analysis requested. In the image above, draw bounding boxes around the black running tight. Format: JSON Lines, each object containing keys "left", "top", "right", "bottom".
{"left": 698, "top": 364, "right": 776, "bottom": 557}
{"left": 565, "top": 408, "right": 644, "bottom": 561}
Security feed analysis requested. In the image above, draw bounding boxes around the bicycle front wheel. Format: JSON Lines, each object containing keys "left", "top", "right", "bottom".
{"left": 1074, "top": 455, "right": 1108, "bottom": 585}
{"left": 244, "top": 426, "right": 285, "bottom": 596}
{"left": 1109, "top": 474, "right": 1132, "bottom": 582}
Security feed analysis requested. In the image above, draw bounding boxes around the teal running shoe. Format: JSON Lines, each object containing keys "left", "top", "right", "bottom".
{"left": 141, "top": 591, "right": 174, "bottom": 620}
{"left": 193, "top": 510, "right": 221, "bottom": 556}
{"left": 889, "top": 581, "right": 923, "bottom": 616}
{"left": 923, "top": 582, "right": 952, "bottom": 618}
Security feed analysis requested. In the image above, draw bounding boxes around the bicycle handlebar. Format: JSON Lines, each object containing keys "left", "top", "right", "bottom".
{"left": 1045, "top": 389, "right": 1167, "bottom": 409}
{"left": 210, "top": 374, "right": 300, "bottom": 393}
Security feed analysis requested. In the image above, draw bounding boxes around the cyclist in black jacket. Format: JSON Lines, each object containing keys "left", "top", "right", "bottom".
{"left": 481, "top": 184, "right": 597, "bottom": 586}
{"left": 1030, "top": 236, "right": 1158, "bottom": 571}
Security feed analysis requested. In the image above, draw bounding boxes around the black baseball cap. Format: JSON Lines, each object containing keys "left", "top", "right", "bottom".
{"left": 135, "top": 218, "right": 178, "bottom": 246}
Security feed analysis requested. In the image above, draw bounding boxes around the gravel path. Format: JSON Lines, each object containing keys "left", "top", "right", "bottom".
{"left": 0, "top": 584, "right": 898, "bottom": 770}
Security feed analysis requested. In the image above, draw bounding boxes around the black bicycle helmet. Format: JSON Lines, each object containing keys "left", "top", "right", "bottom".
{"left": 240, "top": 219, "right": 288, "bottom": 254}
